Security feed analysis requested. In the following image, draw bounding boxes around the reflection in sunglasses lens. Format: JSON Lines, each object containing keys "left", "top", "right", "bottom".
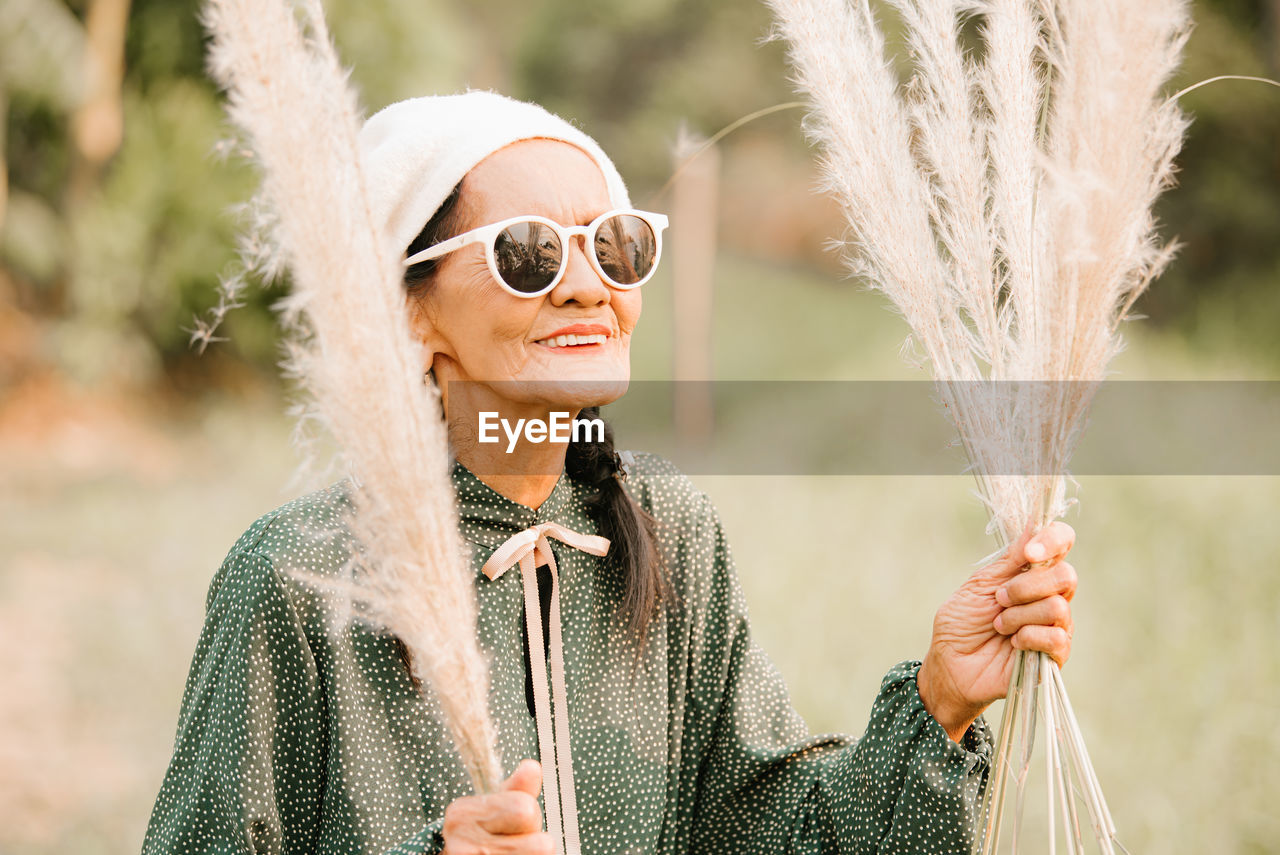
{"left": 595, "top": 215, "right": 656, "bottom": 285}
{"left": 495, "top": 222, "right": 562, "bottom": 292}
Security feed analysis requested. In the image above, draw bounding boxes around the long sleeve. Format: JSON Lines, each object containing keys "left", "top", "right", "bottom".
{"left": 678, "top": 490, "right": 992, "bottom": 854}
{"left": 142, "top": 548, "right": 329, "bottom": 854}
{"left": 142, "top": 544, "right": 454, "bottom": 855}
{"left": 143, "top": 480, "right": 511, "bottom": 855}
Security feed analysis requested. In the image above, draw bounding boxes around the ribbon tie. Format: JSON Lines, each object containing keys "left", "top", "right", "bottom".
{"left": 482, "top": 522, "right": 609, "bottom": 855}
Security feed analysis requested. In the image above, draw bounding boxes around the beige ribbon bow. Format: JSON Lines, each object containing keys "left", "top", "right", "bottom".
{"left": 481, "top": 521, "right": 610, "bottom": 855}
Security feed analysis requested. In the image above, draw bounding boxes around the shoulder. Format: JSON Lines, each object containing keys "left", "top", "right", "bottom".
{"left": 620, "top": 452, "right": 734, "bottom": 594}
{"left": 620, "top": 450, "right": 718, "bottom": 533}
{"left": 208, "top": 480, "right": 360, "bottom": 609}
{"left": 227, "top": 479, "right": 358, "bottom": 567}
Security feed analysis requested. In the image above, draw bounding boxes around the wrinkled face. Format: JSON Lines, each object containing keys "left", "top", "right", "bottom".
{"left": 409, "top": 139, "right": 641, "bottom": 412}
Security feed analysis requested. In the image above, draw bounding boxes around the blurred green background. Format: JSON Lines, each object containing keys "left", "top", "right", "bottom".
{"left": 1, "top": 0, "right": 1278, "bottom": 852}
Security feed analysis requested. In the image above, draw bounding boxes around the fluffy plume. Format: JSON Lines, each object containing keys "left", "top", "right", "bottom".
{"left": 201, "top": 0, "right": 501, "bottom": 793}
{"left": 767, "top": 0, "right": 1190, "bottom": 849}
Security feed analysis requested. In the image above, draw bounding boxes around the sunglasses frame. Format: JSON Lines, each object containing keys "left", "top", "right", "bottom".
{"left": 404, "top": 207, "right": 669, "bottom": 298}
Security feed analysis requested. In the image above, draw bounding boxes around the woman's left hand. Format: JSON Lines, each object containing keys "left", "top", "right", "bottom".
{"left": 916, "top": 521, "right": 1078, "bottom": 741}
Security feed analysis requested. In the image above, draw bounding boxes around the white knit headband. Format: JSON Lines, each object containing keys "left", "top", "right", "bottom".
{"left": 358, "top": 90, "right": 632, "bottom": 261}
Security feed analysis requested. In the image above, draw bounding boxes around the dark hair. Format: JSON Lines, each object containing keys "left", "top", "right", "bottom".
{"left": 402, "top": 183, "right": 668, "bottom": 643}
{"left": 404, "top": 181, "right": 466, "bottom": 296}
{"left": 562, "top": 406, "right": 667, "bottom": 639}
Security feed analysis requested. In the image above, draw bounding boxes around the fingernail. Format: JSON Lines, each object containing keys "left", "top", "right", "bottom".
{"left": 1026, "top": 542, "right": 1046, "bottom": 562}
{"left": 993, "top": 613, "right": 1005, "bottom": 633}
{"left": 996, "top": 586, "right": 1011, "bottom": 607}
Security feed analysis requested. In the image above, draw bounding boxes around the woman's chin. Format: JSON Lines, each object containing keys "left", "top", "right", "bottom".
{"left": 542, "top": 377, "right": 630, "bottom": 410}
{"left": 505, "top": 368, "right": 631, "bottom": 411}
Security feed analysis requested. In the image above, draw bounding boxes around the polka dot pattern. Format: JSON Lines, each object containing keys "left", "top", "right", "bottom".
{"left": 143, "top": 453, "right": 992, "bottom": 854}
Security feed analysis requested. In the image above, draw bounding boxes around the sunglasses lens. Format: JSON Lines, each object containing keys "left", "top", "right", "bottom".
{"left": 594, "top": 214, "right": 657, "bottom": 286}
{"left": 494, "top": 221, "right": 563, "bottom": 293}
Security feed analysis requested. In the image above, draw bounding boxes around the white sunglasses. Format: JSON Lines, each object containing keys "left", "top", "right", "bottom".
{"left": 404, "top": 208, "right": 669, "bottom": 298}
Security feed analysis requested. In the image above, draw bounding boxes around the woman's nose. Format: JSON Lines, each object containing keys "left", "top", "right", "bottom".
{"left": 548, "top": 235, "right": 610, "bottom": 307}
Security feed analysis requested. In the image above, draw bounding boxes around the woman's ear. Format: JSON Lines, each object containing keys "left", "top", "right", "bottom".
{"left": 419, "top": 344, "right": 435, "bottom": 379}
{"left": 405, "top": 297, "right": 452, "bottom": 376}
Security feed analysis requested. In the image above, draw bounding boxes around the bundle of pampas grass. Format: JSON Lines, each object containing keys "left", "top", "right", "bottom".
{"left": 200, "top": 0, "right": 502, "bottom": 794}
{"left": 766, "top": 0, "right": 1190, "bottom": 850}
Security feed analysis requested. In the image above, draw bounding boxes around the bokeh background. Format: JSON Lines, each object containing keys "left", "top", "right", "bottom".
{"left": 2, "top": 0, "right": 1278, "bottom": 852}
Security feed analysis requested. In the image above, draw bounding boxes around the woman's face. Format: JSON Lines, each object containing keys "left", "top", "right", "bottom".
{"left": 411, "top": 139, "right": 642, "bottom": 413}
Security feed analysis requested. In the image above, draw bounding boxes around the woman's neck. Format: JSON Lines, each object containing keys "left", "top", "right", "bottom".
{"left": 441, "top": 379, "right": 574, "bottom": 510}
{"left": 453, "top": 437, "right": 567, "bottom": 510}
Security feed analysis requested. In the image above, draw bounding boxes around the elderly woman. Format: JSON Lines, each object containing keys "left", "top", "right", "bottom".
{"left": 143, "top": 92, "right": 1078, "bottom": 855}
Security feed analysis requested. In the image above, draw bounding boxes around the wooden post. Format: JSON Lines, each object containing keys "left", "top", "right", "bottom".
{"left": 670, "top": 134, "right": 719, "bottom": 446}
{"left": 68, "top": 0, "right": 131, "bottom": 205}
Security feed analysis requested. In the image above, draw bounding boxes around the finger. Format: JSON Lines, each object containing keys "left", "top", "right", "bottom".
{"left": 1011, "top": 624, "right": 1072, "bottom": 667}
{"left": 984, "top": 520, "right": 1039, "bottom": 583}
{"left": 444, "top": 829, "right": 554, "bottom": 855}
{"left": 500, "top": 759, "right": 542, "bottom": 798}
{"left": 1023, "top": 521, "right": 1075, "bottom": 565}
{"left": 477, "top": 791, "right": 543, "bottom": 835}
{"left": 490, "top": 832, "right": 555, "bottom": 855}
{"left": 993, "top": 594, "right": 1072, "bottom": 636}
{"left": 997, "top": 562, "right": 1078, "bottom": 607}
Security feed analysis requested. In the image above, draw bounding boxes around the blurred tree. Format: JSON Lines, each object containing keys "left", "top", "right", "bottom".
{"left": 1268, "top": 0, "right": 1280, "bottom": 74}
{"left": 1149, "top": 0, "right": 1280, "bottom": 365}
{"left": 2, "top": 0, "right": 476, "bottom": 390}
{"left": 506, "top": 0, "right": 799, "bottom": 189}
{"left": 1, "top": 0, "right": 85, "bottom": 295}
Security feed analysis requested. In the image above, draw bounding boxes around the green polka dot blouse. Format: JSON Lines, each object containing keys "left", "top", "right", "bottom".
{"left": 143, "top": 452, "right": 992, "bottom": 854}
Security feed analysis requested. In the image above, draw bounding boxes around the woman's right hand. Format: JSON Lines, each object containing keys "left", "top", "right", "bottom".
{"left": 441, "top": 759, "right": 552, "bottom": 854}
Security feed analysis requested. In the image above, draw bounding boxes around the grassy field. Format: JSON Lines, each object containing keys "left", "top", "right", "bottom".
{"left": 2, "top": 254, "right": 1277, "bottom": 853}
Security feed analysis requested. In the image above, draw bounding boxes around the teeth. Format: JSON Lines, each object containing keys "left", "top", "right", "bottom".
{"left": 537, "top": 333, "right": 608, "bottom": 348}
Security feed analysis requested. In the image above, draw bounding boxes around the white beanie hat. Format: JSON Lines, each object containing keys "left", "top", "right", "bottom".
{"left": 358, "top": 90, "right": 631, "bottom": 260}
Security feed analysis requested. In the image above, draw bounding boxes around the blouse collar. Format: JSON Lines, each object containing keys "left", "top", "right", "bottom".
{"left": 451, "top": 460, "right": 577, "bottom": 550}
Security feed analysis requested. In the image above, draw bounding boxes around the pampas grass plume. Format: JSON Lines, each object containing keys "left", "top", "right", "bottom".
{"left": 201, "top": 0, "right": 502, "bottom": 794}
{"left": 768, "top": 0, "right": 1191, "bottom": 849}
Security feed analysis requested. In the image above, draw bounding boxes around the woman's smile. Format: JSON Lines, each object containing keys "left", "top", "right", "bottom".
{"left": 532, "top": 323, "right": 612, "bottom": 350}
